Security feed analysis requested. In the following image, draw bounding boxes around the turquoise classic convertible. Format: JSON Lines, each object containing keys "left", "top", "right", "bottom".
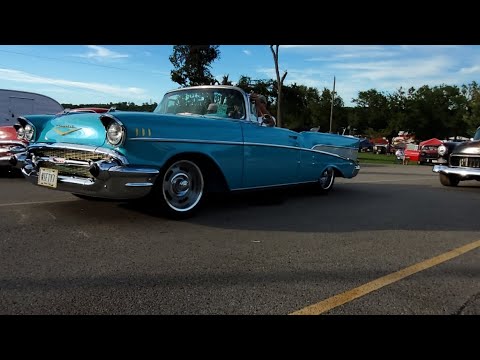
{"left": 12, "top": 85, "right": 360, "bottom": 218}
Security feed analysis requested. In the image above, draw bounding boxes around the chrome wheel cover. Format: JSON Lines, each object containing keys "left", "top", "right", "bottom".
{"left": 319, "top": 167, "right": 334, "bottom": 189}
{"left": 162, "top": 160, "right": 204, "bottom": 212}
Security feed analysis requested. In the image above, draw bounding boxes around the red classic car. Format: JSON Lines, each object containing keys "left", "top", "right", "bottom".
{"left": 0, "top": 125, "right": 28, "bottom": 169}
{"left": 417, "top": 138, "right": 442, "bottom": 165}
{"left": 404, "top": 143, "right": 420, "bottom": 162}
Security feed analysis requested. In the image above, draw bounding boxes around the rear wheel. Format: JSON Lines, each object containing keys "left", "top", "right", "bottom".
{"left": 155, "top": 159, "right": 205, "bottom": 219}
{"left": 439, "top": 173, "right": 459, "bottom": 187}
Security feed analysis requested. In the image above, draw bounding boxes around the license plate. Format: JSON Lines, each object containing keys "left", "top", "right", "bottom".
{"left": 38, "top": 167, "right": 58, "bottom": 188}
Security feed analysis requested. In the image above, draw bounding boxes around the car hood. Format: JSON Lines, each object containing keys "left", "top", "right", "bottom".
{"left": 38, "top": 113, "right": 106, "bottom": 147}
{"left": 451, "top": 140, "right": 480, "bottom": 155}
{"left": 0, "top": 125, "right": 24, "bottom": 142}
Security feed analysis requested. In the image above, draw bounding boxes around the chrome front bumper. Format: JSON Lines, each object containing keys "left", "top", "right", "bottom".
{"left": 0, "top": 155, "right": 13, "bottom": 166}
{"left": 432, "top": 165, "right": 480, "bottom": 177}
{"left": 352, "top": 164, "right": 361, "bottom": 177}
{"left": 14, "top": 144, "right": 159, "bottom": 200}
{"left": 0, "top": 142, "right": 26, "bottom": 166}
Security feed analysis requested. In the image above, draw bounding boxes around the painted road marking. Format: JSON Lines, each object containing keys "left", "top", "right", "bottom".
{"left": 290, "top": 239, "right": 480, "bottom": 315}
{"left": 0, "top": 199, "right": 79, "bottom": 207}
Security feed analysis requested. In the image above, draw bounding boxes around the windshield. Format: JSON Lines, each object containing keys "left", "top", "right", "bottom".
{"left": 474, "top": 127, "right": 480, "bottom": 141}
{"left": 154, "top": 88, "right": 246, "bottom": 119}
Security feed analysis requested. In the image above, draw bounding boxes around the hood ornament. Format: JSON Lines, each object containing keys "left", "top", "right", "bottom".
{"left": 53, "top": 125, "right": 82, "bottom": 136}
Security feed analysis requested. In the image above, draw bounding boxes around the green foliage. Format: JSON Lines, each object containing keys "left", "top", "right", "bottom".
{"left": 169, "top": 45, "right": 220, "bottom": 87}
{"left": 350, "top": 82, "right": 479, "bottom": 140}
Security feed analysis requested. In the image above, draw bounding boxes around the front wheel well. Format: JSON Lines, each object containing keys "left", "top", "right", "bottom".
{"left": 332, "top": 167, "right": 345, "bottom": 178}
{"left": 160, "top": 152, "right": 230, "bottom": 193}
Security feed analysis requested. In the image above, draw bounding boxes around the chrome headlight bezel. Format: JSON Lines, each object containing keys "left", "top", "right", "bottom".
{"left": 106, "top": 120, "right": 125, "bottom": 146}
{"left": 24, "top": 124, "right": 35, "bottom": 141}
{"left": 17, "top": 127, "right": 25, "bottom": 140}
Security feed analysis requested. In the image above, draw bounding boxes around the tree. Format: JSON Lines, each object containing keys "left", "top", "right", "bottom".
{"left": 169, "top": 45, "right": 220, "bottom": 87}
{"left": 352, "top": 89, "right": 391, "bottom": 136}
{"left": 270, "top": 45, "right": 287, "bottom": 127}
{"left": 220, "top": 74, "right": 232, "bottom": 85}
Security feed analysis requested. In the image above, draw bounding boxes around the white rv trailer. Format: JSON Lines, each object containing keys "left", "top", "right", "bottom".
{"left": 0, "top": 89, "right": 64, "bottom": 126}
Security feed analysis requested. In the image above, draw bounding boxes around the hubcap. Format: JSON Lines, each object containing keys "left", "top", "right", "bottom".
{"left": 162, "top": 160, "right": 204, "bottom": 212}
{"left": 320, "top": 168, "right": 334, "bottom": 189}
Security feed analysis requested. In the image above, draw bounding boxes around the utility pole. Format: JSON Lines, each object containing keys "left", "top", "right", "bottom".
{"left": 329, "top": 76, "right": 336, "bottom": 133}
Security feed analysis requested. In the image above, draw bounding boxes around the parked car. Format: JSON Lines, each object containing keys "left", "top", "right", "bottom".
{"left": 404, "top": 143, "right": 420, "bottom": 163}
{"left": 418, "top": 145, "right": 440, "bottom": 165}
{"left": 358, "top": 138, "right": 373, "bottom": 152}
{"left": 56, "top": 107, "right": 110, "bottom": 115}
{"left": 12, "top": 85, "right": 361, "bottom": 219}
{"left": 0, "top": 125, "right": 27, "bottom": 170}
{"left": 432, "top": 126, "right": 480, "bottom": 186}
{"left": 372, "top": 138, "right": 390, "bottom": 154}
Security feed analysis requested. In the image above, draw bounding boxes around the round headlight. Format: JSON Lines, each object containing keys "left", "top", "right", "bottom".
{"left": 438, "top": 145, "right": 447, "bottom": 156}
{"left": 17, "top": 127, "right": 25, "bottom": 139}
{"left": 24, "top": 124, "right": 34, "bottom": 141}
{"left": 106, "top": 121, "right": 124, "bottom": 145}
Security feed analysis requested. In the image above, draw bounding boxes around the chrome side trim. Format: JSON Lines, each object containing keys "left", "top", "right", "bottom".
{"left": 129, "top": 137, "right": 355, "bottom": 161}
{"left": 130, "top": 137, "right": 242, "bottom": 145}
{"left": 432, "top": 165, "right": 480, "bottom": 177}
{"left": 125, "top": 182, "right": 154, "bottom": 187}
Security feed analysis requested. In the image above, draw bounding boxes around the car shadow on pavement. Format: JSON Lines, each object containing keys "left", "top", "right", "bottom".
{"left": 118, "top": 182, "right": 480, "bottom": 233}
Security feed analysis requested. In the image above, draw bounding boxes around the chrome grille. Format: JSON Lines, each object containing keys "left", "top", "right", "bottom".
{"left": 34, "top": 148, "right": 109, "bottom": 162}
{"left": 450, "top": 156, "right": 480, "bottom": 168}
{"left": 30, "top": 148, "right": 111, "bottom": 178}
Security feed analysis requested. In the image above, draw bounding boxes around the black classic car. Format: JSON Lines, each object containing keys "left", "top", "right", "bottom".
{"left": 432, "top": 127, "right": 480, "bottom": 186}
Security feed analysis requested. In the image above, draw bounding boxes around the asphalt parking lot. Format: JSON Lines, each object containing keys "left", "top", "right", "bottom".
{"left": 0, "top": 164, "right": 479, "bottom": 315}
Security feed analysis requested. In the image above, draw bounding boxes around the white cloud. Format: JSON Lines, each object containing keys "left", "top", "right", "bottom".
{"left": 243, "top": 49, "right": 252, "bottom": 56}
{"left": 0, "top": 68, "right": 146, "bottom": 100}
{"left": 282, "top": 45, "right": 386, "bottom": 51}
{"left": 332, "top": 56, "right": 452, "bottom": 81}
{"left": 459, "top": 65, "right": 480, "bottom": 75}
{"left": 75, "top": 45, "right": 129, "bottom": 60}
{"left": 400, "top": 45, "right": 460, "bottom": 51}
{"left": 306, "top": 51, "right": 399, "bottom": 62}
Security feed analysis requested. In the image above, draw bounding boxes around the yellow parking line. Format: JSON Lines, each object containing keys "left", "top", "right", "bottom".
{"left": 289, "top": 239, "right": 480, "bottom": 315}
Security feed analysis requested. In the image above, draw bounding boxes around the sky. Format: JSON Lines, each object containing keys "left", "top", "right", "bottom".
{"left": 0, "top": 45, "right": 479, "bottom": 107}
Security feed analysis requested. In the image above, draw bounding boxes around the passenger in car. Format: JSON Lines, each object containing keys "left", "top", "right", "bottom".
{"left": 250, "top": 92, "right": 275, "bottom": 126}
